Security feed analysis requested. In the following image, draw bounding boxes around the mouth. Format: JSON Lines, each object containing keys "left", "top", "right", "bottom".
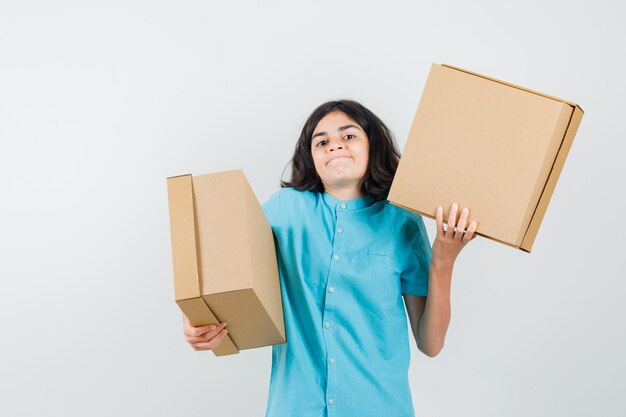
{"left": 326, "top": 156, "right": 351, "bottom": 166}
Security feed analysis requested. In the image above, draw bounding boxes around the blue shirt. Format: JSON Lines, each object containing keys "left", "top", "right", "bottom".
{"left": 262, "top": 188, "right": 432, "bottom": 417}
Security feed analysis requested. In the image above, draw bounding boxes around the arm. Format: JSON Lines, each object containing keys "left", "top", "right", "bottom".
{"left": 404, "top": 202, "right": 478, "bottom": 357}
{"left": 404, "top": 261, "right": 452, "bottom": 357}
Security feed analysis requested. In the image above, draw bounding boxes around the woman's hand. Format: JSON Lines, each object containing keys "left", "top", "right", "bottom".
{"left": 182, "top": 314, "right": 228, "bottom": 351}
{"left": 410, "top": 203, "right": 476, "bottom": 357}
{"left": 432, "top": 202, "right": 478, "bottom": 267}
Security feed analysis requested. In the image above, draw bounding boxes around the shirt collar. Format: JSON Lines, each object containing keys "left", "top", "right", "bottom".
{"left": 322, "top": 191, "right": 376, "bottom": 211}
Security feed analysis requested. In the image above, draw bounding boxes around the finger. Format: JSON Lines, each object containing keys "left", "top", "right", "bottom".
{"left": 186, "top": 322, "right": 227, "bottom": 342}
{"left": 190, "top": 329, "right": 228, "bottom": 351}
{"left": 435, "top": 206, "right": 444, "bottom": 236}
{"left": 182, "top": 314, "right": 204, "bottom": 333}
{"left": 463, "top": 221, "right": 478, "bottom": 242}
{"left": 185, "top": 324, "right": 215, "bottom": 338}
{"left": 182, "top": 313, "right": 207, "bottom": 335}
{"left": 455, "top": 207, "right": 469, "bottom": 240}
{"left": 185, "top": 321, "right": 225, "bottom": 338}
{"left": 446, "top": 203, "right": 458, "bottom": 238}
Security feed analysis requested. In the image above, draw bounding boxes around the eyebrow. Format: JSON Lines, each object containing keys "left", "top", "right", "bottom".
{"left": 312, "top": 124, "right": 361, "bottom": 140}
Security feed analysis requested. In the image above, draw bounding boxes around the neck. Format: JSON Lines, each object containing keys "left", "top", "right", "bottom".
{"left": 324, "top": 185, "right": 363, "bottom": 201}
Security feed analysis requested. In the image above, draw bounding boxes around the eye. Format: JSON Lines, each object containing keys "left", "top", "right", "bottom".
{"left": 343, "top": 134, "right": 355, "bottom": 140}
{"left": 315, "top": 140, "right": 328, "bottom": 147}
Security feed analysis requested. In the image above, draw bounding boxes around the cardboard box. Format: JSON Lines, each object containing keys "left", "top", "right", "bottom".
{"left": 389, "top": 64, "right": 584, "bottom": 252}
{"left": 167, "top": 169, "right": 285, "bottom": 356}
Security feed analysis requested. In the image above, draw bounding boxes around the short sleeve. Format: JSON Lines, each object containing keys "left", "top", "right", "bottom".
{"left": 399, "top": 214, "right": 432, "bottom": 296}
{"left": 262, "top": 189, "right": 283, "bottom": 228}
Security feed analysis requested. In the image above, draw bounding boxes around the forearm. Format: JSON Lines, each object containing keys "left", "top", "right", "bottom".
{"left": 416, "top": 260, "right": 453, "bottom": 357}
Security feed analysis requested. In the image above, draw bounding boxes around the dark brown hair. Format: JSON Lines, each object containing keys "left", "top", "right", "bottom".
{"left": 281, "top": 99, "right": 401, "bottom": 202}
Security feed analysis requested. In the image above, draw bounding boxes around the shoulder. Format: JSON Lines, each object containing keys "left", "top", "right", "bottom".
{"left": 379, "top": 201, "right": 431, "bottom": 247}
{"left": 264, "top": 187, "right": 315, "bottom": 207}
{"left": 262, "top": 187, "right": 317, "bottom": 226}
{"left": 380, "top": 200, "right": 427, "bottom": 225}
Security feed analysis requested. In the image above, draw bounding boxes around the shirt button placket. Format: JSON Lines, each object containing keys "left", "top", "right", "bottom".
{"left": 325, "top": 201, "right": 348, "bottom": 414}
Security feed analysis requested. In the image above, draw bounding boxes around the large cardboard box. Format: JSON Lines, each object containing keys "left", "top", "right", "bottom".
{"left": 389, "top": 64, "right": 584, "bottom": 252}
{"left": 166, "top": 169, "right": 285, "bottom": 356}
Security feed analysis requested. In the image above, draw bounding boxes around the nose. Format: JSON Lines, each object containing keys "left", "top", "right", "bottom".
{"left": 328, "top": 137, "right": 343, "bottom": 152}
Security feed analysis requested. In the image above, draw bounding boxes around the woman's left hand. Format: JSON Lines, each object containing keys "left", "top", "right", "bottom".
{"left": 432, "top": 202, "right": 478, "bottom": 267}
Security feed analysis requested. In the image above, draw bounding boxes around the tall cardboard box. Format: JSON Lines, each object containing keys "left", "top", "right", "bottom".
{"left": 388, "top": 64, "right": 584, "bottom": 253}
{"left": 167, "top": 169, "right": 285, "bottom": 356}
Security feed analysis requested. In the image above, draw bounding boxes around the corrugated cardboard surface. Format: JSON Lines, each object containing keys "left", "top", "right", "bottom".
{"left": 167, "top": 170, "right": 285, "bottom": 356}
{"left": 167, "top": 175, "right": 201, "bottom": 301}
{"left": 389, "top": 64, "right": 583, "bottom": 252}
{"left": 193, "top": 171, "right": 251, "bottom": 295}
{"left": 177, "top": 298, "right": 238, "bottom": 356}
{"left": 203, "top": 289, "right": 284, "bottom": 350}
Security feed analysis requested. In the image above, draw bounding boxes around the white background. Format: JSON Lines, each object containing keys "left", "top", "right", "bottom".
{"left": 1, "top": 1, "right": 624, "bottom": 416}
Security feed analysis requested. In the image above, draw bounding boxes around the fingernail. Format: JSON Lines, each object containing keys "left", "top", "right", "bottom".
{"left": 462, "top": 208, "right": 468, "bottom": 214}
{"left": 222, "top": 322, "right": 228, "bottom": 327}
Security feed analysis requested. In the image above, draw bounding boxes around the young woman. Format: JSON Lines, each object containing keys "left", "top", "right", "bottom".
{"left": 182, "top": 100, "right": 478, "bottom": 417}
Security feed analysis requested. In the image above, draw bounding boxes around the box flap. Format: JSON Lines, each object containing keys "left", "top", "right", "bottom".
{"left": 520, "top": 105, "right": 584, "bottom": 251}
{"left": 167, "top": 173, "right": 192, "bottom": 180}
{"left": 203, "top": 289, "right": 285, "bottom": 350}
{"left": 177, "top": 297, "right": 239, "bottom": 356}
{"left": 167, "top": 175, "right": 202, "bottom": 301}
{"left": 515, "top": 101, "right": 574, "bottom": 250}
{"left": 441, "top": 63, "right": 584, "bottom": 112}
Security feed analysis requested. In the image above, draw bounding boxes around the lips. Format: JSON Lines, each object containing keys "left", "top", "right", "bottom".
{"left": 326, "top": 155, "right": 351, "bottom": 166}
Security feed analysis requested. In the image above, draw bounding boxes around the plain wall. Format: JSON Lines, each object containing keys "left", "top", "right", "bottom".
{"left": 1, "top": 0, "right": 624, "bottom": 416}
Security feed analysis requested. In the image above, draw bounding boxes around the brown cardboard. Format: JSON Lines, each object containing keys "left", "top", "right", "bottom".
{"left": 167, "top": 169, "right": 285, "bottom": 356}
{"left": 388, "top": 64, "right": 584, "bottom": 252}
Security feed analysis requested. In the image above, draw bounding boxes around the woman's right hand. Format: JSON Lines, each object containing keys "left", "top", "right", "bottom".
{"left": 182, "top": 314, "right": 228, "bottom": 351}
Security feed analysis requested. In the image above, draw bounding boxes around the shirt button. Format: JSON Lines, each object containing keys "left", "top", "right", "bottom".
{"left": 328, "top": 399, "right": 334, "bottom": 405}
{"left": 328, "top": 287, "right": 335, "bottom": 293}
{"left": 333, "top": 254, "right": 340, "bottom": 261}
{"left": 324, "top": 322, "right": 331, "bottom": 329}
{"left": 339, "top": 203, "right": 347, "bottom": 209}
{"left": 329, "top": 358, "right": 335, "bottom": 364}
{"left": 336, "top": 227, "right": 343, "bottom": 233}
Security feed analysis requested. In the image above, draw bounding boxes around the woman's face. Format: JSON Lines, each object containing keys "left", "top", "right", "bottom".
{"left": 310, "top": 110, "right": 369, "bottom": 194}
